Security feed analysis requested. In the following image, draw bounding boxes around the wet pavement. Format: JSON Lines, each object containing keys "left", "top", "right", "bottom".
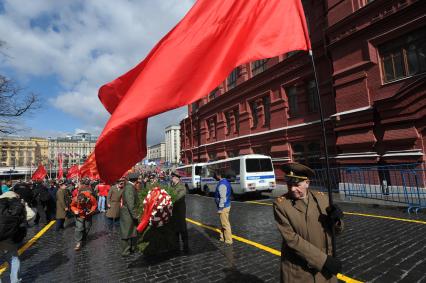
{"left": 1, "top": 193, "right": 426, "bottom": 282}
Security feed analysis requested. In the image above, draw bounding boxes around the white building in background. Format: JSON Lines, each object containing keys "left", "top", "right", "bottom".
{"left": 48, "top": 132, "right": 97, "bottom": 168}
{"left": 147, "top": 142, "right": 166, "bottom": 163}
{"left": 0, "top": 136, "right": 49, "bottom": 167}
{"left": 165, "top": 125, "right": 181, "bottom": 164}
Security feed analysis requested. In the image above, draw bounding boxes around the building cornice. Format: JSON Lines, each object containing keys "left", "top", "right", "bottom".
{"left": 327, "top": 0, "right": 421, "bottom": 48}
{"left": 183, "top": 118, "right": 330, "bottom": 151}
{"left": 330, "top": 106, "right": 373, "bottom": 117}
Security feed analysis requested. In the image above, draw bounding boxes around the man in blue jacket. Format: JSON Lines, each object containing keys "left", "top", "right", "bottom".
{"left": 214, "top": 172, "right": 233, "bottom": 245}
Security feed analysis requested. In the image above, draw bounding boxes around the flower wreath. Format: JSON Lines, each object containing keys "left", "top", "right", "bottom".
{"left": 137, "top": 187, "right": 173, "bottom": 232}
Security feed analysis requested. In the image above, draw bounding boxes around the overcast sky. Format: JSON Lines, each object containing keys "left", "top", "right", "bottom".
{"left": 0, "top": 0, "right": 194, "bottom": 145}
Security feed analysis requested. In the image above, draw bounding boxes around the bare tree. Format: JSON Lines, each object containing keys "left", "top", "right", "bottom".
{"left": 0, "top": 41, "right": 40, "bottom": 134}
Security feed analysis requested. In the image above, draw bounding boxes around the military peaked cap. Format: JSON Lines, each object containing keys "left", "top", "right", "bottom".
{"left": 82, "top": 177, "right": 91, "bottom": 185}
{"left": 171, "top": 171, "right": 181, "bottom": 178}
{"left": 281, "top": 162, "right": 315, "bottom": 181}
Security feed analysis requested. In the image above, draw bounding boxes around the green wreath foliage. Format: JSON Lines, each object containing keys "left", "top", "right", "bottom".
{"left": 136, "top": 182, "right": 179, "bottom": 255}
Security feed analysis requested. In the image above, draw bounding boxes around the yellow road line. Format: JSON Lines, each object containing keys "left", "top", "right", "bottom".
{"left": 246, "top": 200, "right": 273, "bottom": 206}
{"left": 186, "top": 217, "right": 363, "bottom": 283}
{"left": 186, "top": 218, "right": 280, "bottom": 256}
{"left": 245, "top": 201, "right": 426, "bottom": 225}
{"left": 0, "top": 220, "right": 56, "bottom": 275}
{"left": 343, "top": 212, "right": 426, "bottom": 225}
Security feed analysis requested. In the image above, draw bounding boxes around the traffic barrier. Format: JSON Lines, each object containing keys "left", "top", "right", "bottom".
{"left": 309, "top": 164, "right": 426, "bottom": 213}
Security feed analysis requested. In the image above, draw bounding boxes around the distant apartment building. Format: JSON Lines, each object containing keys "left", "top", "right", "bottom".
{"left": 0, "top": 136, "right": 49, "bottom": 167}
{"left": 48, "top": 132, "right": 97, "bottom": 168}
{"left": 165, "top": 125, "right": 181, "bottom": 164}
{"left": 147, "top": 142, "right": 166, "bottom": 163}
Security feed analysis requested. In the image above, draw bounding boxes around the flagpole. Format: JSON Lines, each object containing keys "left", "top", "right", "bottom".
{"left": 309, "top": 49, "right": 336, "bottom": 256}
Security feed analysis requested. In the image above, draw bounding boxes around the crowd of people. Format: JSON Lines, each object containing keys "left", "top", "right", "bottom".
{"left": 0, "top": 161, "right": 345, "bottom": 283}
{"left": 0, "top": 170, "right": 185, "bottom": 281}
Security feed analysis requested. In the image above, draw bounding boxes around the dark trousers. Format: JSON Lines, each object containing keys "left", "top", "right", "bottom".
{"left": 55, "top": 219, "right": 65, "bottom": 231}
{"left": 107, "top": 217, "right": 119, "bottom": 228}
{"left": 34, "top": 204, "right": 47, "bottom": 224}
{"left": 75, "top": 217, "right": 92, "bottom": 244}
{"left": 121, "top": 237, "right": 137, "bottom": 256}
{"left": 177, "top": 230, "right": 189, "bottom": 250}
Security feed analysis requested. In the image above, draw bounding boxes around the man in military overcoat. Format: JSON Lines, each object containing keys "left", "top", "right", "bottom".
{"left": 106, "top": 182, "right": 124, "bottom": 227}
{"left": 273, "top": 163, "right": 344, "bottom": 283}
{"left": 55, "top": 180, "right": 70, "bottom": 231}
{"left": 169, "top": 172, "right": 189, "bottom": 253}
{"left": 119, "top": 177, "right": 139, "bottom": 257}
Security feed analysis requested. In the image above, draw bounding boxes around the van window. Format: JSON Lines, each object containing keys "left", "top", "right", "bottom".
{"left": 177, "top": 167, "right": 192, "bottom": 177}
{"left": 245, "top": 158, "right": 273, "bottom": 172}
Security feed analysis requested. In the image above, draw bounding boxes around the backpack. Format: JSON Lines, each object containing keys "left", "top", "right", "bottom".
{"left": 0, "top": 198, "right": 26, "bottom": 241}
{"left": 38, "top": 188, "right": 51, "bottom": 202}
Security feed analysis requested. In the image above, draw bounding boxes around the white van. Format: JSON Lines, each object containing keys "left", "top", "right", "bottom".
{"left": 198, "top": 154, "right": 276, "bottom": 196}
{"left": 175, "top": 163, "right": 205, "bottom": 192}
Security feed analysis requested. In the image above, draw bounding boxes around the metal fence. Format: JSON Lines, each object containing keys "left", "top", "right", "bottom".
{"left": 310, "top": 163, "right": 426, "bottom": 213}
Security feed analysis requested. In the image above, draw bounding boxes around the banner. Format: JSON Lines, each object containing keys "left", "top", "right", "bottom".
{"left": 32, "top": 164, "right": 47, "bottom": 181}
{"left": 66, "top": 164, "right": 80, "bottom": 179}
{"left": 95, "top": 0, "right": 311, "bottom": 183}
{"left": 57, "top": 153, "right": 63, "bottom": 179}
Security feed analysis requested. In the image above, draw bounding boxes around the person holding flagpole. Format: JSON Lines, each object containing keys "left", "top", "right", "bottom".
{"left": 273, "top": 163, "right": 344, "bottom": 283}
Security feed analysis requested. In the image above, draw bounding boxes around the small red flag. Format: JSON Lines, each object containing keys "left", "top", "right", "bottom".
{"left": 67, "top": 164, "right": 80, "bottom": 179}
{"left": 32, "top": 165, "right": 47, "bottom": 181}
{"left": 96, "top": 0, "right": 311, "bottom": 183}
{"left": 80, "top": 152, "right": 100, "bottom": 180}
{"left": 57, "top": 154, "right": 64, "bottom": 179}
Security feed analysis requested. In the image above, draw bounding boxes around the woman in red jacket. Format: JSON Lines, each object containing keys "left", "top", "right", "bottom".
{"left": 96, "top": 183, "right": 110, "bottom": 212}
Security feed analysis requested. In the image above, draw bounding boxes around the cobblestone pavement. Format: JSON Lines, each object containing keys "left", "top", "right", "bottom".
{"left": 1, "top": 194, "right": 426, "bottom": 282}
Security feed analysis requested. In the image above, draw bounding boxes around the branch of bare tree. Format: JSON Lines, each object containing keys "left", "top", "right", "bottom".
{"left": 0, "top": 75, "right": 40, "bottom": 134}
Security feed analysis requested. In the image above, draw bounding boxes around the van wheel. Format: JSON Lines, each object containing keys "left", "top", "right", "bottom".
{"left": 203, "top": 185, "right": 210, "bottom": 196}
{"left": 185, "top": 184, "right": 190, "bottom": 194}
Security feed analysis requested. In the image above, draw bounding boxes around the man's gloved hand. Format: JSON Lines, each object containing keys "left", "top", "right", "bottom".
{"left": 326, "top": 204, "right": 343, "bottom": 223}
{"left": 323, "top": 255, "right": 342, "bottom": 275}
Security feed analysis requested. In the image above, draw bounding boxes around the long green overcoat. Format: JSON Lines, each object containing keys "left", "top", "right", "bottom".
{"left": 106, "top": 186, "right": 123, "bottom": 219}
{"left": 273, "top": 190, "right": 344, "bottom": 283}
{"left": 55, "top": 188, "right": 68, "bottom": 219}
{"left": 119, "top": 183, "right": 139, "bottom": 239}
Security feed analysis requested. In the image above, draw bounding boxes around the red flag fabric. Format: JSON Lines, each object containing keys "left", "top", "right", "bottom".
{"left": 137, "top": 187, "right": 161, "bottom": 233}
{"left": 57, "top": 154, "right": 63, "bottom": 179}
{"left": 79, "top": 152, "right": 100, "bottom": 180}
{"left": 67, "top": 164, "right": 80, "bottom": 179}
{"left": 97, "top": 0, "right": 311, "bottom": 183}
{"left": 31, "top": 165, "right": 47, "bottom": 181}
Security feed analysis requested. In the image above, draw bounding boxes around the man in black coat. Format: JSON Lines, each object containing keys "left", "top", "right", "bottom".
{"left": 12, "top": 181, "right": 34, "bottom": 207}
{"left": 33, "top": 182, "right": 51, "bottom": 224}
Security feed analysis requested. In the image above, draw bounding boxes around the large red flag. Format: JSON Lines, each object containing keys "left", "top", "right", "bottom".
{"left": 31, "top": 165, "right": 47, "bottom": 181}
{"left": 57, "top": 154, "right": 63, "bottom": 179}
{"left": 97, "top": 0, "right": 311, "bottom": 183}
{"left": 80, "top": 152, "right": 100, "bottom": 180}
{"left": 66, "top": 164, "right": 80, "bottom": 179}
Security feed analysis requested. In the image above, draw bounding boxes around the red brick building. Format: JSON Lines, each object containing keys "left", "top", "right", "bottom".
{"left": 180, "top": 0, "right": 426, "bottom": 182}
